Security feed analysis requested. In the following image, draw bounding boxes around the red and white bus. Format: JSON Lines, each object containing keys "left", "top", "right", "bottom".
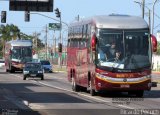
{"left": 5, "top": 40, "right": 33, "bottom": 73}
{"left": 67, "top": 14, "right": 157, "bottom": 97}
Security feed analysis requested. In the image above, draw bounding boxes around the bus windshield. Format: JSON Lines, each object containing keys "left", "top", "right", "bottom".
{"left": 97, "top": 29, "right": 151, "bottom": 71}
{"left": 12, "top": 46, "right": 32, "bottom": 63}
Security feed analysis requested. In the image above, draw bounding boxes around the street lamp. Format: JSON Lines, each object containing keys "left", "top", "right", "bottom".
{"left": 54, "top": 8, "right": 62, "bottom": 44}
{"left": 55, "top": 8, "right": 62, "bottom": 67}
{"left": 142, "top": 0, "right": 145, "bottom": 19}
{"left": 62, "top": 29, "right": 68, "bottom": 66}
{"left": 134, "top": 0, "right": 145, "bottom": 19}
{"left": 152, "top": 0, "right": 158, "bottom": 34}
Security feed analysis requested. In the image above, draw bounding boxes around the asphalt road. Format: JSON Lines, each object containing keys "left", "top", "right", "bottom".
{"left": 0, "top": 68, "right": 160, "bottom": 115}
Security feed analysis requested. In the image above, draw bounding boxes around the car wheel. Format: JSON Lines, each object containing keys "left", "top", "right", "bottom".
{"left": 41, "top": 76, "right": 44, "bottom": 80}
{"left": 23, "top": 76, "right": 26, "bottom": 80}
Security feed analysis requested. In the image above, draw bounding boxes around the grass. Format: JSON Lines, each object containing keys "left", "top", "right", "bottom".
{"left": 53, "top": 65, "right": 67, "bottom": 72}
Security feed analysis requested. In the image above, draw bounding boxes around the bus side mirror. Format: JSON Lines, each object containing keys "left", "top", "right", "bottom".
{"left": 91, "top": 34, "right": 97, "bottom": 51}
{"left": 151, "top": 34, "right": 157, "bottom": 52}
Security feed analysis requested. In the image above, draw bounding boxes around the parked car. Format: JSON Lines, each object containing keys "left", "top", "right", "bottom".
{"left": 23, "top": 62, "right": 44, "bottom": 80}
{"left": 0, "top": 59, "right": 5, "bottom": 68}
{"left": 40, "top": 60, "right": 52, "bottom": 73}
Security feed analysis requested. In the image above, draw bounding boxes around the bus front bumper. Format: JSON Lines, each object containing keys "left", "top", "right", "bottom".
{"left": 95, "top": 75, "right": 152, "bottom": 91}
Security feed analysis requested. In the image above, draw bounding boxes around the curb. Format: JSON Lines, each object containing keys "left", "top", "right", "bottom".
{"left": 153, "top": 80, "right": 160, "bottom": 84}
{"left": 152, "top": 71, "right": 160, "bottom": 74}
{"left": 53, "top": 71, "right": 66, "bottom": 73}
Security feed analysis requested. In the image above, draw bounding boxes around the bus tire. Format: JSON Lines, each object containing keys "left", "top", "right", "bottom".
{"left": 10, "top": 69, "right": 15, "bottom": 73}
{"left": 23, "top": 76, "right": 26, "bottom": 80}
{"left": 9, "top": 66, "right": 15, "bottom": 73}
{"left": 136, "top": 90, "right": 144, "bottom": 97}
{"left": 71, "top": 77, "right": 80, "bottom": 92}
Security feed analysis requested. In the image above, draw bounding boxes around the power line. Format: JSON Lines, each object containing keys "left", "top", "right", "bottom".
{"left": 19, "top": 26, "right": 44, "bottom": 28}
{"left": 154, "top": 23, "right": 160, "bottom": 29}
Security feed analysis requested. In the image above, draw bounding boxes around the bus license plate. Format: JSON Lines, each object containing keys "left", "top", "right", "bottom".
{"left": 120, "top": 84, "right": 130, "bottom": 88}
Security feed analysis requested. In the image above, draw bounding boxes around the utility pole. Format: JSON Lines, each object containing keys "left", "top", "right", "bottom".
{"left": 55, "top": 8, "right": 62, "bottom": 67}
{"left": 54, "top": 31, "right": 56, "bottom": 58}
{"left": 148, "top": 9, "right": 151, "bottom": 33}
{"left": 33, "top": 32, "right": 38, "bottom": 52}
{"left": 152, "top": 0, "right": 158, "bottom": 34}
{"left": 142, "top": 0, "right": 145, "bottom": 19}
{"left": 134, "top": 1, "right": 151, "bottom": 32}
{"left": 45, "top": 25, "right": 48, "bottom": 60}
{"left": 59, "top": 11, "right": 62, "bottom": 67}
{"left": 35, "top": 32, "right": 38, "bottom": 58}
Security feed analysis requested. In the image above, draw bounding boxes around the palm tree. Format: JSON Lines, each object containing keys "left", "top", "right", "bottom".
{"left": 0, "top": 24, "right": 20, "bottom": 58}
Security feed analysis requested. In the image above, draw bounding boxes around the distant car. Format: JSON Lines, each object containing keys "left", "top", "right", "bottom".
{"left": 0, "top": 59, "right": 5, "bottom": 68}
{"left": 40, "top": 60, "right": 52, "bottom": 73}
{"left": 32, "top": 58, "right": 40, "bottom": 63}
{"left": 23, "top": 62, "right": 44, "bottom": 80}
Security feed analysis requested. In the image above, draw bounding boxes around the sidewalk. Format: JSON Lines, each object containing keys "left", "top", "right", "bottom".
{"left": 152, "top": 71, "right": 160, "bottom": 74}
{"left": 152, "top": 71, "right": 160, "bottom": 84}
{"left": 52, "top": 65, "right": 67, "bottom": 73}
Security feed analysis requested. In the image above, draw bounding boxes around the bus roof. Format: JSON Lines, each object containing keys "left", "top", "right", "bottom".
{"left": 70, "top": 14, "right": 149, "bottom": 29}
{"left": 6, "top": 40, "right": 32, "bottom": 47}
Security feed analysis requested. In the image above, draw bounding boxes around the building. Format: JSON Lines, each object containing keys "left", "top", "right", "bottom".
{"left": 153, "top": 55, "right": 160, "bottom": 71}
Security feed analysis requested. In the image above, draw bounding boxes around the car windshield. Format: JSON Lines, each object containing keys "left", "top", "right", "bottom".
{"left": 96, "top": 29, "right": 151, "bottom": 71}
{"left": 41, "top": 61, "right": 50, "bottom": 65}
{"left": 25, "top": 63, "right": 42, "bottom": 69}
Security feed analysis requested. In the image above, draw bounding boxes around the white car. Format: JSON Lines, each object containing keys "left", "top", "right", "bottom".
{"left": 0, "top": 59, "right": 5, "bottom": 68}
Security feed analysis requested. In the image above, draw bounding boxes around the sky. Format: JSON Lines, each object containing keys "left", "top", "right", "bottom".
{"left": 0, "top": 0, "right": 160, "bottom": 44}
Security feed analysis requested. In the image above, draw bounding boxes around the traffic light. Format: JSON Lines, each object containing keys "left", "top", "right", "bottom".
{"left": 58, "top": 43, "right": 62, "bottom": 53}
{"left": 1, "top": 11, "right": 6, "bottom": 23}
{"left": 25, "top": 11, "right": 30, "bottom": 22}
{"left": 55, "top": 8, "right": 61, "bottom": 18}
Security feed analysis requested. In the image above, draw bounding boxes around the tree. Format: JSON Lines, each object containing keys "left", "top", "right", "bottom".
{"left": 0, "top": 24, "right": 20, "bottom": 58}
{"left": 0, "top": 24, "right": 20, "bottom": 41}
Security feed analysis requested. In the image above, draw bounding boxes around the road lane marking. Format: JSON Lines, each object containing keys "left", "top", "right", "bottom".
{"left": 9, "top": 73, "right": 135, "bottom": 109}
{"left": 38, "top": 81, "right": 135, "bottom": 109}
{"left": 10, "top": 74, "right": 21, "bottom": 78}
{"left": 117, "top": 104, "right": 134, "bottom": 109}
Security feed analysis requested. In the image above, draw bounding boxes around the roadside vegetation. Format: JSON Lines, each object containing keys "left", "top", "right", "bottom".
{"left": 157, "top": 41, "right": 160, "bottom": 55}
